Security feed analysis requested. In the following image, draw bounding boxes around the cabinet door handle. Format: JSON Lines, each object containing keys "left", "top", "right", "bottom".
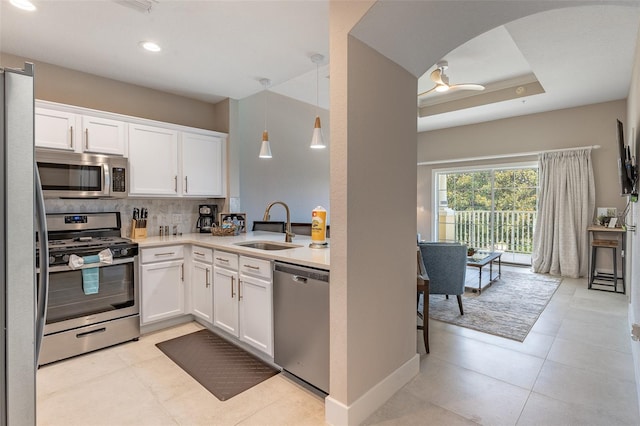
{"left": 231, "top": 276, "right": 235, "bottom": 298}
{"left": 84, "top": 128, "right": 89, "bottom": 150}
{"left": 239, "top": 279, "right": 243, "bottom": 300}
{"left": 185, "top": 176, "right": 188, "bottom": 193}
{"left": 206, "top": 268, "right": 210, "bottom": 287}
{"left": 181, "top": 264, "right": 184, "bottom": 282}
{"left": 174, "top": 176, "right": 178, "bottom": 193}
{"left": 70, "top": 126, "right": 74, "bottom": 148}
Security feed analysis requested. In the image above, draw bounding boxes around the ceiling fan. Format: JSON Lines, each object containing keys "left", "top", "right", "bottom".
{"left": 418, "top": 61, "right": 485, "bottom": 97}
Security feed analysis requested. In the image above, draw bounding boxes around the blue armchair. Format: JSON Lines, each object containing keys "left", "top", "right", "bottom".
{"left": 418, "top": 242, "right": 467, "bottom": 315}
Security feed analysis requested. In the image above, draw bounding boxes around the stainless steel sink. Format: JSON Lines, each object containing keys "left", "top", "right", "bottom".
{"left": 234, "top": 240, "right": 302, "bottom": 251}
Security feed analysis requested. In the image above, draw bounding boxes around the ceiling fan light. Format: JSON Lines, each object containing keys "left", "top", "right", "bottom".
{"left": 259, "top": 131, "right": 272, "bottom": 158}
{"left": 140, "top": 41, "right": 161, "bottom": 52}
{"left": 310, "top": 116, "right": 326, "bottom": 149}
{"left": 10, "top": 0, "right": 36, "bottom": 11}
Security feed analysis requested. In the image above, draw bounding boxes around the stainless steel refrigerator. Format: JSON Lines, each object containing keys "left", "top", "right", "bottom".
{"left": 1, "top": 63, "right": 48, "bottom": 425}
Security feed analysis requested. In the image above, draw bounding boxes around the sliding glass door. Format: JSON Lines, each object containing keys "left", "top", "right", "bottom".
{"left": 434, "top": 163, "right": 538, "bottom": 265}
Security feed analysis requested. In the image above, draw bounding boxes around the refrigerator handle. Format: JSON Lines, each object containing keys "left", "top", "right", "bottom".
{"left": 34, "top": 166, "right": 49, "bottom": 366}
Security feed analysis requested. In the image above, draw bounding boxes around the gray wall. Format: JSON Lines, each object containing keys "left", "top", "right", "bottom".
{"left": 417, "top": 100, "right": 628, "bottom": 241}
{"left": 238, "top": 90, "right": 329, "bottom": 227}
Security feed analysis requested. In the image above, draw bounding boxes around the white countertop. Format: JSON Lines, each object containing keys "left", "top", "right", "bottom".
{"left": 134, "top": 231, "right": 330, "bottom": 270}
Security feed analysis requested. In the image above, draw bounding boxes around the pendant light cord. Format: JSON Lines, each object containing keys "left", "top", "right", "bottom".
{"left": 264, "top": 83, "right": 268, "bottom": 131}
{"left": 315, "top": 60, "right": 319, "bottom": 116}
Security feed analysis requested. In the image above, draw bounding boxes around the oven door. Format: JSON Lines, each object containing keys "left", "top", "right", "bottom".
{"left": 43, "top": 256, "right": 138, "bottom": 335}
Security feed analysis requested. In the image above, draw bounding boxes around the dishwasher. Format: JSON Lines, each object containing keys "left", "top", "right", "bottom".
{"left": 273, "top": 261, "right": 329, "bottom": 394}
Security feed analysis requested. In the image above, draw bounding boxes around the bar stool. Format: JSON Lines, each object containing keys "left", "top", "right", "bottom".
{"left": 589, "top": 238, "right": 623, "bottom": 293}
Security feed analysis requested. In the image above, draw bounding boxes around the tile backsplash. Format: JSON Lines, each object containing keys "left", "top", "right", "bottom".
{"left": 44, "top": 198, "right": 226, "bottom": 237}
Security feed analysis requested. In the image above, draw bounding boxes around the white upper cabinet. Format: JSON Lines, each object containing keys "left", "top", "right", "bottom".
{"left": 81, "top": 115, "right": 126, "bottom": 155}
{"left": 181, "top": 132, "right": 225, "bottom": 197}
{"left": 34, "top": 101, "right": 227, "bottom": 198}
{"left": 35, "top": 107, "right": 77, "bottom": 151}
{"left": 128, "top": 123, "right": 179, "bottom": 196}
{"left": 35, "top": 108, "right": 126, "bottom": 155}
{"left": 129, "top": 126, "right": 226, "bottom": 198}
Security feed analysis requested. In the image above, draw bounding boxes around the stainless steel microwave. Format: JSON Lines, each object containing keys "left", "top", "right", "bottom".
{"left": 36, "top": 149, "right": 128, "bottom": 198}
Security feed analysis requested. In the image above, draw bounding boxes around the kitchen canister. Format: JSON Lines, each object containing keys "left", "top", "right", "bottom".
{"left": 310, "top": 206, "right": 328, "bottom": 248}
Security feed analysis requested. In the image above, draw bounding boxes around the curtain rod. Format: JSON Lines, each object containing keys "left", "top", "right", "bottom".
{"left": 417, "top": 144, "right": 601, "bottom": 166}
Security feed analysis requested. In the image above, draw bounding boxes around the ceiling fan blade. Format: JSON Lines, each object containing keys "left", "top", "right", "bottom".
{"left": 430, "top": 68, "right": 445, "bottom": 85}
{"left": 448, "top": 83, "right": 485, "bottom": 92}
{"left": 417, "top": 86, "right": 439, "bottom": 97}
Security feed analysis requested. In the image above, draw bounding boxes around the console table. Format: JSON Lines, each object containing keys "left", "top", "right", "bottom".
{"left": 587, "top": 225, "right": 626, "bottom": 294}
{"left": 466, "top": 252, "right": 502, "bottom": 294}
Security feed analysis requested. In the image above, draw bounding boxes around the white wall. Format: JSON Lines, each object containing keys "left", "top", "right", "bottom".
{"left": 626, "top": 19, "right": 640, "bottom": 417}
{"left": 417, "top": 100, "right": 628, "bottom": 241}
{"left": 238, "top": 91, "right": 329, "bottom": 227}
{"left": 326, "top": 2, "right": 419, "bottom": 424}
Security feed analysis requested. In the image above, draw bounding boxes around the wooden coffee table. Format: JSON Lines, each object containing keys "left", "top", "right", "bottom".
{"left": 466, "top": 252, "right": 502, "bottom": 294}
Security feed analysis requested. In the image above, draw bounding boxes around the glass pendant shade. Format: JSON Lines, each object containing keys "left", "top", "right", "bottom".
{"left": 310, "top": 116, "right": 326, "bottom": 149}
{"left": 259, "top": 131, "right": 272, "bottom": 158}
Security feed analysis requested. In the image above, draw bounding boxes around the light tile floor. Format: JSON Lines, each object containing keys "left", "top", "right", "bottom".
{"left": 37, "top": 268, "right": 640, "bottom": 425}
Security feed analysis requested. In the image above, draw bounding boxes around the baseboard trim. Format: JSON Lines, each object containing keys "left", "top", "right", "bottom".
{"left": 325, "top": 353, "right": 420, "bottom": 425}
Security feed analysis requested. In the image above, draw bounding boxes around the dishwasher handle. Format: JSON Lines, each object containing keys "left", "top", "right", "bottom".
{"left": 292, "top": 275, "right": 308, "bottom": 283}
{"left": 274, "top": 261, "right": 329, "bottom": 283}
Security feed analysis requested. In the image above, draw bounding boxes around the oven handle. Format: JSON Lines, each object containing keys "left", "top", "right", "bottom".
{"left": 48, "top": 256, "right": 135, "bottom": 273}
{"left": 35, "top": 166, "right": 49, "bottom": 366}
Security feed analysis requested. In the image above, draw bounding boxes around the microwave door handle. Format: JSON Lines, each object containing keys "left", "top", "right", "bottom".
{"left": 103, "top": 163, "right": 111, "bottom": 196}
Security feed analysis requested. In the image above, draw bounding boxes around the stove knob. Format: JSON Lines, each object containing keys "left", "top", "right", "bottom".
{"left": 120, "top": 248, "right": 129, "bottom": 256}
{"left": 49, "top": 256, "right": 55, "bottom": 265}
{"left": 62, "top": 254, "right": 69, "bottom": 263}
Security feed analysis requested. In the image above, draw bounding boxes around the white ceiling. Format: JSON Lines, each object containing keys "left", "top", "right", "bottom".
{"left": 1, "top": 1, "right": 639, "bottom": 133}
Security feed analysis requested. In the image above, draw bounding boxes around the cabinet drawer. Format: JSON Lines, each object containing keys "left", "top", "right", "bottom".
{"left": 239, "top": 256, "right": 271, "bottom": 279}
{"left": 141, "top": 245, "right": 184, "bottom": 263}
{"left": 214, "top": 250, "right": 238, "bottom": 270}
{"left": 191, "top": 246, "right": 213, "bottom": 263}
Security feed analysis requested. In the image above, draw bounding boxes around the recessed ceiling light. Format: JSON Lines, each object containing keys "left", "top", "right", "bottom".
{"left": 10, "top": 0, "right": 36, "bottom": 11}
{"left": 139, "top": 41, "right": 161, "bottom": 52}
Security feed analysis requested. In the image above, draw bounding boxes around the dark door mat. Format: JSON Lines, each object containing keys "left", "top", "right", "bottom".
{"left": 156, "top": 329, "right": 279, "bottom": 401}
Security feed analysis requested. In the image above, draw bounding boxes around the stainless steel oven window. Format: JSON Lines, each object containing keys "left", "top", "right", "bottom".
{"left": 45, "top": 259, "right": 136, "bottom": 326}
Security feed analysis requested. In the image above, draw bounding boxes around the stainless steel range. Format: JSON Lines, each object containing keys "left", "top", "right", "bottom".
{"left": 37, "top": 212, "right": 139, "bottom": 365}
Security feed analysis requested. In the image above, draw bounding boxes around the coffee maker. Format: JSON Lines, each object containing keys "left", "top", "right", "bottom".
{"left": 196, "top": 204, "right": 218, "bottom": 233}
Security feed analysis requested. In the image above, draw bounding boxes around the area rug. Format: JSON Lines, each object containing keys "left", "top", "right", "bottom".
{"left": 428, "top": 270, "right": 562, "bottom": 342}
{"left": 156, "top": 329, "right": 279, "bottom": 401}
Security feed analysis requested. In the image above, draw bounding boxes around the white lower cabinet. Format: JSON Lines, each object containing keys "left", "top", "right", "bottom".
{"left": 213, "top": 251, "right": 273, "bottom": 356}
{"left": 190, "top": 247, "right": 213, "bottom": 323}
{"left": 140, "top": 245, "right": 185, "bottom": 324}
{"left": 213, "top": 251, "right": 239, "bottom": 335}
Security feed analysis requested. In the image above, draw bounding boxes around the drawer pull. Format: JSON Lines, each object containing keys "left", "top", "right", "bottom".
{"left": 154, "top": 252, "right": 176, "bottom": 257}
{"left": 194, "top": 251, "right": 205, "bottom": 256}
{"left": 216, "top": 257, "right": 229, "bottom": 262}
{"left": 231, "top": 276, "right": 236, "bottom": 298}
{"left": 243, "top": 264, "right": 260, "bottom": 270}
{"left": 76, "top": 327, "right": 106, "bottom": 338}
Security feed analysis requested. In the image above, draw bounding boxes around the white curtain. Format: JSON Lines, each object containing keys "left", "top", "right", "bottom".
{"left": 532, "top": 149, "right": 595, "bottom": 278}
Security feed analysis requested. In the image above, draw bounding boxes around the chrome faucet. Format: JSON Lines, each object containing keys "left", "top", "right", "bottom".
{"left": 263, "top": 201, "right": 295, "bottom": 242}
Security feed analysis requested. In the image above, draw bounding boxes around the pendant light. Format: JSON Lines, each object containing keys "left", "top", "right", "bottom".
{"left": 259, "top": 78, "right": 272, "bottom": 159}
{"left": 310, "top": 54, "right": 326, "bottom": 149}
